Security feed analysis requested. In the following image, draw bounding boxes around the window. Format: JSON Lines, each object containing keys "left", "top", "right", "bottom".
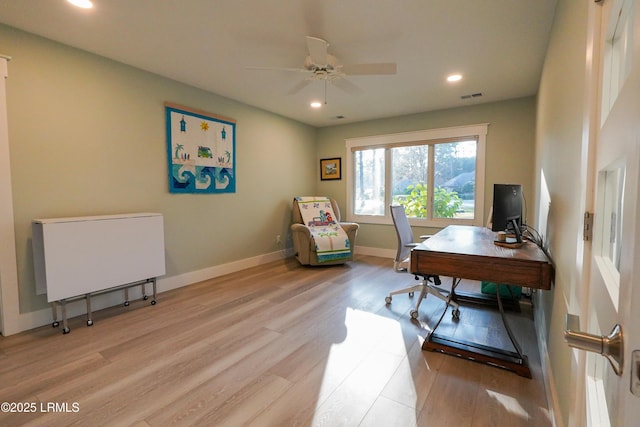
{"left": 601, "top": 0, "right": 635, "bottom": 124}
{"left": 346, "top": 124, "right": 487, "bottom": 226}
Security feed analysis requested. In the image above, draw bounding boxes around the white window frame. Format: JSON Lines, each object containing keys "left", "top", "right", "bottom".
{"left": 345, "top": 123, "right": 487, "bottom": 227}
{"left": 601, "top": 0, "right": 634, "bottom": 125}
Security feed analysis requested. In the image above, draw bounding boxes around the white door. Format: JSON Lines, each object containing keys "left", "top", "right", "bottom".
{"left": 580, "top": 0, "right": 640, "bottom": 425}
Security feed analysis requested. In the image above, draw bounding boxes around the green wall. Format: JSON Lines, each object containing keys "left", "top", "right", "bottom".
{"left": 535, "top": 0, "right": 589, "bottom": 425}
{"left": 0, "top": 24, "right": 317, "bottom": 313}
{"left": 0, "top": 24, "right": 541, "bottom": 332}
{"left": 316, "top": 97, "right": 538, "bottom": 250}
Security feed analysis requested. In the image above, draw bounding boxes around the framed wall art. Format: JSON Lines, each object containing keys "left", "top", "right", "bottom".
{"left": 165, "top": 102, "right": 236, "bottom": 194}
{"left": 320, "top": 157, "right": 341, "bottom": 181}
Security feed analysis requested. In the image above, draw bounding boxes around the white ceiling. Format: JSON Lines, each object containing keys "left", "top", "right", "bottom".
{"left": 0, "top": 0, "right": 557, "bottom": 127}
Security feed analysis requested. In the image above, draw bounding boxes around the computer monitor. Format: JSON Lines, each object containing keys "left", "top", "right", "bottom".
{"left": 491, "top": 184, "right": 523, "bottom": 242}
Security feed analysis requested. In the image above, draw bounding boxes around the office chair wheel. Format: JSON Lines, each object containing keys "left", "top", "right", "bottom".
{"left": 385, "top": 296, "right": 392, "bottom": 304}
{"left": 452, "top": 308, "right": 461, "bottom": 320}
{"left": 410, "top": 309, "right": 419, "bottom": 319}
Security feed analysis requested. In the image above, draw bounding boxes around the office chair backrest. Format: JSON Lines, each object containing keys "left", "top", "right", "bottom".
{"left": 390, "top": 204, "right": 414, "bottom": 263}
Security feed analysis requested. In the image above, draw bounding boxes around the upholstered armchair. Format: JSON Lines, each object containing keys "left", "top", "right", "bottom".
{"left": 291, "top": 198, "right": 359, "bottom": 266}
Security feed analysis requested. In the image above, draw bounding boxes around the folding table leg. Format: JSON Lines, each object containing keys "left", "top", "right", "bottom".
{"left": 85, "top": 294, "right": 93, "bottom": 326}
{"left": 60, "top": 300, "right": 70, "bottom": 334}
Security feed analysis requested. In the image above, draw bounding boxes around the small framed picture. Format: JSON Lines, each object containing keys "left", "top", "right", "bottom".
{"left": 320, "top": 157, "right": 342, "bottom": 180}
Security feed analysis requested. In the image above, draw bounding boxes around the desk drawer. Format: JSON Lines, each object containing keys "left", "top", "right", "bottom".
{"left": 410, "top": 251, "right": 552, "bottom": 290}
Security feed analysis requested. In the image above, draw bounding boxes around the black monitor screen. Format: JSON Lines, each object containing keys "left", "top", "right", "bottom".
{"left": 492, "top": 184, "right": 523, "bottom": 233}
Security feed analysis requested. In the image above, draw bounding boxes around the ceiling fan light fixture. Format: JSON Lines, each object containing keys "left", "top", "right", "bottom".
{"left": 67, "top": 0, "right": 93, "bottom": 8}
{"left": 447, "top": 74, "right": 463, "bottom": 82}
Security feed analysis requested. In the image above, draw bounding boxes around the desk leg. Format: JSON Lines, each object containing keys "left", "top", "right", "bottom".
{"left": 422, "top": 281, "right": 532, "bottom": 378}
{"left": 495, "top": 284, "right": 524, "bottom": 359}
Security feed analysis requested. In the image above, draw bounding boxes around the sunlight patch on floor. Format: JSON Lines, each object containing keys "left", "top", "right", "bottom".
{"left": 312, "top": 308, "right": 418, "bottom": 426}
{"left": 485, "top": 389, "right": 529, "bottom": 419}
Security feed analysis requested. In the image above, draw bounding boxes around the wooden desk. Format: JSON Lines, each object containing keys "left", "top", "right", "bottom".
{"left": 411, "top": 225, "right": 553, "bottom": 377}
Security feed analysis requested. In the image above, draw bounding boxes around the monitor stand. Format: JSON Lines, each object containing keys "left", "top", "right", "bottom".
{"left": 508, "top": 218, "right": 523, "bottom": 243}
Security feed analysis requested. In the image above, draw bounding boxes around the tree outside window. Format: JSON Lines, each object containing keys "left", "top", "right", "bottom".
{"left": 346, "top": 124, "right": 486, "bottom": 227}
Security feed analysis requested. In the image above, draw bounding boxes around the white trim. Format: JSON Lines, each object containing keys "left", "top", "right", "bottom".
{"left": 2, "top": 249, "right": 292, "bottom": 336}
{"left": 345, "top": 123, "right": 487, "bottom": 227}
{"left": 354, "top": 245, "right": 395, "bottom": 259}
{"left": 3, "top": 244, "right": 383, "bottom": 335}
{"left": 345, "top": 123, "right": 489, "bottom": 149}
{"left": 535, "top": 292, "right": 563, "bottom": 427}
{"left": 541, "top": 339, "right": 563, "bottom": 427}
{"left": 0, "top": 55, "right": 20, "bottom": 336}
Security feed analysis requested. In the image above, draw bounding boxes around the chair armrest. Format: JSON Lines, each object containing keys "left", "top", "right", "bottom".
{"left": 339, "top": 222, "right": 359, "bottom": 233}
{"left": 291, "top": 223, "right": 312, "bottom": 236}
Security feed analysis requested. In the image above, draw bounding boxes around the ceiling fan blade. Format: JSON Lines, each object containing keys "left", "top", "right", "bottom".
{"left": 331, "top": 78, "right": 363, "bottom": 95}
{"left": 245, "top": 66, "right": 310, "bottom": 73}
{"left": 341, "top": 62, "right": 397, "bottom": 75}
{"left": 287, "top": 79, "right": 313, "bottom": 95}
{"left": 306, "top": 36, "right": 329, "bottom": 65}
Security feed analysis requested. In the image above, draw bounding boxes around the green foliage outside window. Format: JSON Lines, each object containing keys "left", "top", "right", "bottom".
{"left": 392, "top": 183, "right": 462, "bottom": 218}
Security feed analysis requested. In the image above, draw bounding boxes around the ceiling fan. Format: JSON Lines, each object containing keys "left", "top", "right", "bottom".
{"left": 248, "top": 36, "right": 397, "bottom": 96}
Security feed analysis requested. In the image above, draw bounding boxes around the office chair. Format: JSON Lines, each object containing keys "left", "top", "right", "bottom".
{"left": 384, "top": 204, "right": 460, "bottom": 320}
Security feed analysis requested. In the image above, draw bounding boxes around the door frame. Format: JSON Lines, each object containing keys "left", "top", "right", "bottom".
{"left": 0, "top": 54, "right": 20, "bottom": 337}
{"left": 573, "top": 0, "right": 640, "bottom": 425}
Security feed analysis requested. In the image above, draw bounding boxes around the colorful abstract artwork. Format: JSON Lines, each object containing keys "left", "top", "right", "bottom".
{"left": 165, "top": 103, "right": 236, "bottom": 194}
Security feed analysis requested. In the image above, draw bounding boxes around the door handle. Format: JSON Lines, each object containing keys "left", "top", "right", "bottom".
{"left": 564, "top": 313, "right": 624, "bottom": 376}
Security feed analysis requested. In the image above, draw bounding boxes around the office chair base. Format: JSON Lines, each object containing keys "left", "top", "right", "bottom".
{"left": 385, "top": 280, "right": 460, "bottom": 320}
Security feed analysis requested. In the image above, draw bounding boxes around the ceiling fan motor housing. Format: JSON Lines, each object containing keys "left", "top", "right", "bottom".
{"left": 304, "top": 54, "right": 340, "bottom": 76}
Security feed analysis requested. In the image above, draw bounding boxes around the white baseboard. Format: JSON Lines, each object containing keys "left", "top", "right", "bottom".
{"left": 5, "top": 249, "right": 291, "bottom": 336}
{"left": 157, "top": 249, "right": 291, "bottom": 294}
{"left": 8, "top": 246, "right": 389, "bottom": 335}
{"left": 535, "top": 294, "right": 562, "bottom": 427}
{"left": 9, "top": 244, "right": 562, "bottom": 427}
{"left": 355, "top": 245, "right": 395, "bottom": 259}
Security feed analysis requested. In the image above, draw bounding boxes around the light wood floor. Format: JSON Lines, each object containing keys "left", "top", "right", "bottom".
{"left": 0, "top": 255, "right": 552, "bottom": 427}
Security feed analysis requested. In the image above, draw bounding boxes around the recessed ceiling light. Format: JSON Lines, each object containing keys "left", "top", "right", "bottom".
{"left": 447, "top": 74, "right": 463, "bottom": 82}
{"left": 310, "top": 101, "right": 322, "bottom": 109}
{"left": 67, "top": 0, "right": 93, "bottom": 9}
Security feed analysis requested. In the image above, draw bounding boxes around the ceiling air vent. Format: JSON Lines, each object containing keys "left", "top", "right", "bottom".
{"left": 461, "top": 92, "right": 483, "bottom": 100}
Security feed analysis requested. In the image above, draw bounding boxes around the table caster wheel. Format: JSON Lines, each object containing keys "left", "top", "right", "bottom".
{"left": 385, "top": 296, "right": 392, "bottom": 304}
{"left": 410, "top": 310, "right": 419, "bottom": 319}
{"left": 409, "top": 292, "right": 415, "bottom": 297}
{"left": 52, "top": 321, "right": 59, "bottom": 328}
{"left": 124, "top": 301, "right": 130, "bottom": 307}
{"left": 452, "top": 308, "right": 461, "bottom": 320}
{"left": 143, "top": 295, "right": 149, "bottom": 300}
{"left": 151, "top": 300, "right": 156, "bottom": 305}
{"left": 63, "top": 327, "right": 70, "bottom": 334}
{"left": 87, "top": 320, "right": 93, "bottom": 326}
